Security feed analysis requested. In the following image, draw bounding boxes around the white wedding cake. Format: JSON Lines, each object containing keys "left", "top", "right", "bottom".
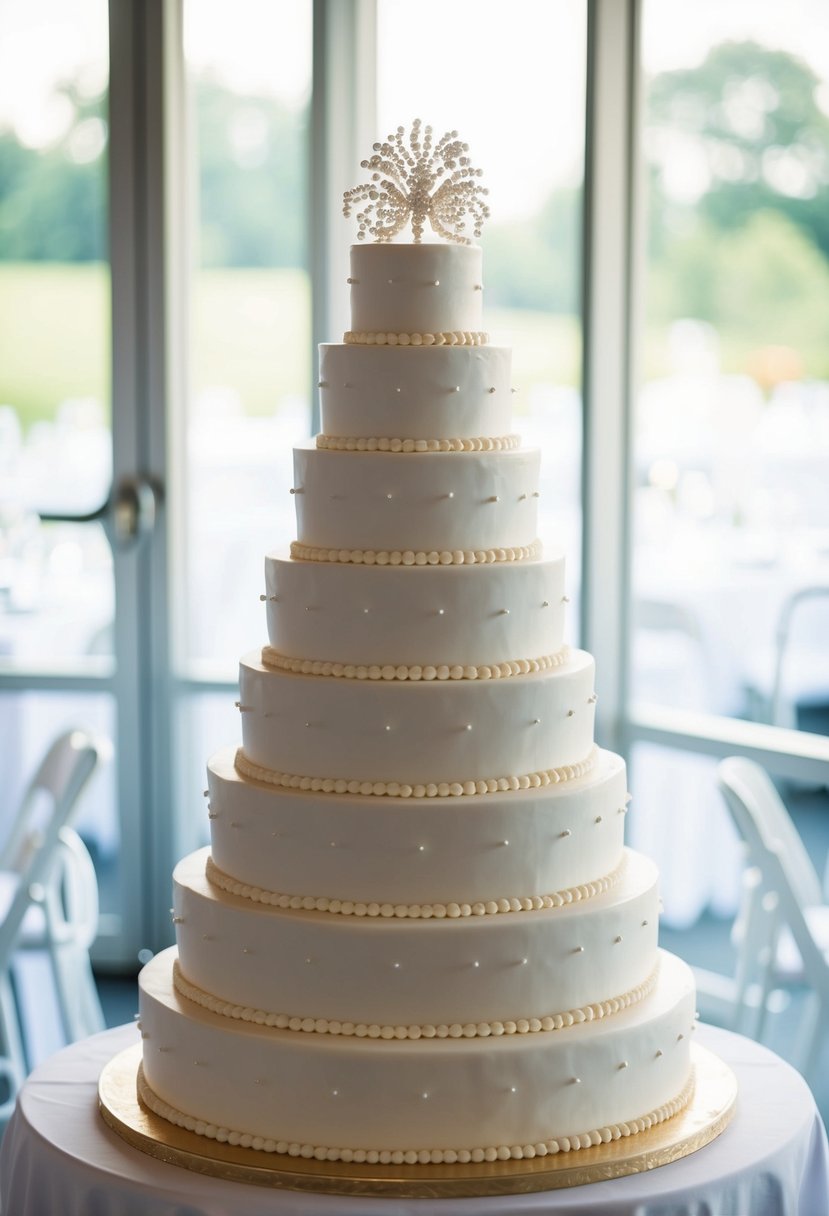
{"left": 136, "top": 124, "right": 697, "bottom": 1167}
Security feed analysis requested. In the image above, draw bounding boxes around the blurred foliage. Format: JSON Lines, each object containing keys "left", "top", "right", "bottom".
{"left": 0, "top": 84, "right": 107, "bottom": 260}
{"left": 2, "top": 39, "right": 829, "bottom": 420}
{"left": 194, "top": 77, "right": 306, "bottom": 268}
{"left": 647, "top": 40, "right": 829, "bottom": 261}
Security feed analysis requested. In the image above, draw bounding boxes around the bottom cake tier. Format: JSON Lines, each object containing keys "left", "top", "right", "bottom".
{"left": 138, "top": 948, "right": 696, "bottom": 1161}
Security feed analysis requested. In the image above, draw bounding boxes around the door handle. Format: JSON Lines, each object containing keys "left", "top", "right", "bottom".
{"left": 38, "top": 474, "right": 163, "bottom": 548}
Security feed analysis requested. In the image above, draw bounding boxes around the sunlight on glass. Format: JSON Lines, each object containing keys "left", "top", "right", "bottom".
{"left": 0, "top": 0, "right": 112, "bottom": 669}
{"left": 180, "top": 0, "right": 312, "bottom": 672}
{"left": 632, "top": 0, "right": 829, "bottom": 925}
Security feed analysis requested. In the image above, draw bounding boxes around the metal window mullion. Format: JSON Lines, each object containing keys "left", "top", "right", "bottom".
{"left": 108, "top": 0, "right": 184, "bottom": 954}
{"left": 310, "top": 0, "right": 377, "bottom": 434}
{"left": 580, "top": 0, "right": 640, "bottom": 756}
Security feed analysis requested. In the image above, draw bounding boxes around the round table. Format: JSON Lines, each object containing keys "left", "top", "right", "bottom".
{"left": 1, "top": 1023, "right": 827, "bottom": 1216}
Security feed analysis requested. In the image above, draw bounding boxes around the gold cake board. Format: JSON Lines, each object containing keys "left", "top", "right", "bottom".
{"left": 99, "top": 1041, "right": 736, "bottom": 1199}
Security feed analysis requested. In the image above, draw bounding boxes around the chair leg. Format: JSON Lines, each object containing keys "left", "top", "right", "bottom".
{"left": 0, "top": 972, "right": 28, "bottom": 1080}
{"left": 49, "top": 945, "right": 105, "bottom": 1040}
{"left": 798, "top": 994, "right": 825, "bottom": 1079}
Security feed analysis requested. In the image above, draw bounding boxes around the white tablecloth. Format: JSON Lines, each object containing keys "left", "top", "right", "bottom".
{"left": 1, "top": 1023, "right": 827, "bottom": 1216}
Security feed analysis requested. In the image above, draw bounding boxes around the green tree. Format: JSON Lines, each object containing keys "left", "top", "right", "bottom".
{"left": 194, "top": 77, "right": 307, "bottom": 268}
{"left": 647, "top": 40, "right": 829, "bottom": 259}
{"left": 0, "top": 84, "right": 107, "bottom": 261}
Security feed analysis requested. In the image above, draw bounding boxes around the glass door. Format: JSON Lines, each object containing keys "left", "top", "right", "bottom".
{"left": 0, "top": 0, "right": 150, "bottom": 968}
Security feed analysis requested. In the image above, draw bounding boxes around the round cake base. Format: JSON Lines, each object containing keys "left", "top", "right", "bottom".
{"left": 99, "top": 1041, "right": 736, "bottom": 1198}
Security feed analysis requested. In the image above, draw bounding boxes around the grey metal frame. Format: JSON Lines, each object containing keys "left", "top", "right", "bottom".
{"left": 580, "top": 0, "right": 639, "bottom": 754}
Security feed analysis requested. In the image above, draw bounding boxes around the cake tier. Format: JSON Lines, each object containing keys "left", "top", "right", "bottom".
{"left": 207, "top": 746, "right": 628, "bottom": 907}
{"left": 292, "top": 444, "right": 540, "bottom": 554}
{"left": 263, "top": 551, "right": 566, "bottom": 668}
{"left": 171, "top": 847, "right": 657, "bottom": 1028}
{"left": 319, "top": 344, "right": 512, "bottom": 441}
{"left": 348, "top": 243, "right": 482, "bottom": 335}
{"left": 237, "top": 648, "right": 595, "bottom": 786}
{"left": 139, "top": 947, "right": 694, "bottom": 1156}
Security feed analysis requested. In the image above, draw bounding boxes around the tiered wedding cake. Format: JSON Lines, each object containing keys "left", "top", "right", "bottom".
{"left": 137, "top": 124, "right": 697, "bottom": 1166}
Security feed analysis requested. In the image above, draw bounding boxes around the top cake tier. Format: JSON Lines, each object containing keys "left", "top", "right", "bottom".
{"left": 348, "top": 244, "right": 483, "bottom": 336}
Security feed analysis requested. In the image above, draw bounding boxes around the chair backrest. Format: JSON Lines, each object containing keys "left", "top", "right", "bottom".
{"left": 718, "top": 756, "right": 829, "bottom": 995}
{"left": 772, "top": 585, "right": 829, "bottom": 725}
{"left": 44, "top": 826, "right": 100, "bottom": 952}
{"left": 0, "top": 730, "right": 102, "bottom": 962}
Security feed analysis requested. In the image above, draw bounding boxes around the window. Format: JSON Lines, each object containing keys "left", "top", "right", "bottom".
{"left": 628, "top": 0, "right": 829, "bottom": 925}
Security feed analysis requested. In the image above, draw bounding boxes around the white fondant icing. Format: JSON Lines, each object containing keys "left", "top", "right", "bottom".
{"left": 234, "top": 746, "right": 596, "bottom": 799}
{"left": 292, "top": 443, "right": 540, "bottom": 554}
{"left": 172, "top": 848, "right": 657, "bottom": 1027}
{"left": 204, "top": 851, "right": 624, "bottom": 920}
{"left": 319, "top": 344, "right": 512, "bottom": 440}
{"left": 237, "top": 649, "right": 596, "bottom": 786}
{"left": 207, "top": 747, "right": 627, "bottom": 905}
{"left": 139, "top": 948, "right": 695, "bottom": 1153}
{"left": 348, "top": 244, "right": 483, "bottom": 334}
{"left": 172, "top": 956, "right": 659, "bottom": 1039}
{"left": 139, "top": 232, "right": 702, "bottom": 1169}
{"left": 263, "top": 551, "right": 566, "bottom": 667}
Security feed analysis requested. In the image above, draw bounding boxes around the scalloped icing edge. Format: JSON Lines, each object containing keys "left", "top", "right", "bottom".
{"left": 259, "top": 644, "right": 570, "bottom": 682}
{"left": 172, "top": 955, "right": 658, "bottom": 1040}
{"left": 316, "top": 435, "right": 520, "bottom": 453}
{"left": 137, "top": 1064, "right": 694, "bottom": 1163}
{"left": 234, "top": 745, "right": 597, "bottom": 800}
{"left": 289, "top": 539, "right": 543, "bottom": 566}
{"left": 204, "top": 850, "right": 625, "bottom": 920}
{"left": 343, "top": 330, "right": 488, "bottom": 346}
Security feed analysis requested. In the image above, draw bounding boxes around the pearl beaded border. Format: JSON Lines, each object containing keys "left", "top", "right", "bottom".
{"left": 289, "top": 540, "right": 542, "bottom": 566}
{"left": 316, "top": 434, "right": 520, "bottom": 454}
{"left": 203, "top": 852, "right": 624, "bottom": 921}
{"left": 172, "top": 956, "right": 657, "bottom": 1039}
{"left": 344, "top": 330, "right": 488, "bottom": 347}
{"left": 260, "top": 644, "right": 570, "bottom": 683}
{"left": 137, "top": 1065, "right": 694, "bottom": 1164}
{"left": 234, "top": 745, "right": 597, "bottom": 800}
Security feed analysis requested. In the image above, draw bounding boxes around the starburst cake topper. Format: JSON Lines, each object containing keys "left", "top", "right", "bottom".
{"left": 343, "top": 119, "right": 490, "bottom": 245}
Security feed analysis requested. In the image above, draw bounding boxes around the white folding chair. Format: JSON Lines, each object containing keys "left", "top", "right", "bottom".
{"left": 769, "top": 585, "right": 829, "bottom": 729}
{"left": 717, "top": 756, "right": 829, "bottom": 1076}
{"left": 0, "top": 729, "right": 106, "bottom": 1083}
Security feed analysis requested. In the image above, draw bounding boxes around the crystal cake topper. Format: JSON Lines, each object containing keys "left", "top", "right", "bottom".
{"left": 343, "top": 119, "right": 490, "bottom": 245}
